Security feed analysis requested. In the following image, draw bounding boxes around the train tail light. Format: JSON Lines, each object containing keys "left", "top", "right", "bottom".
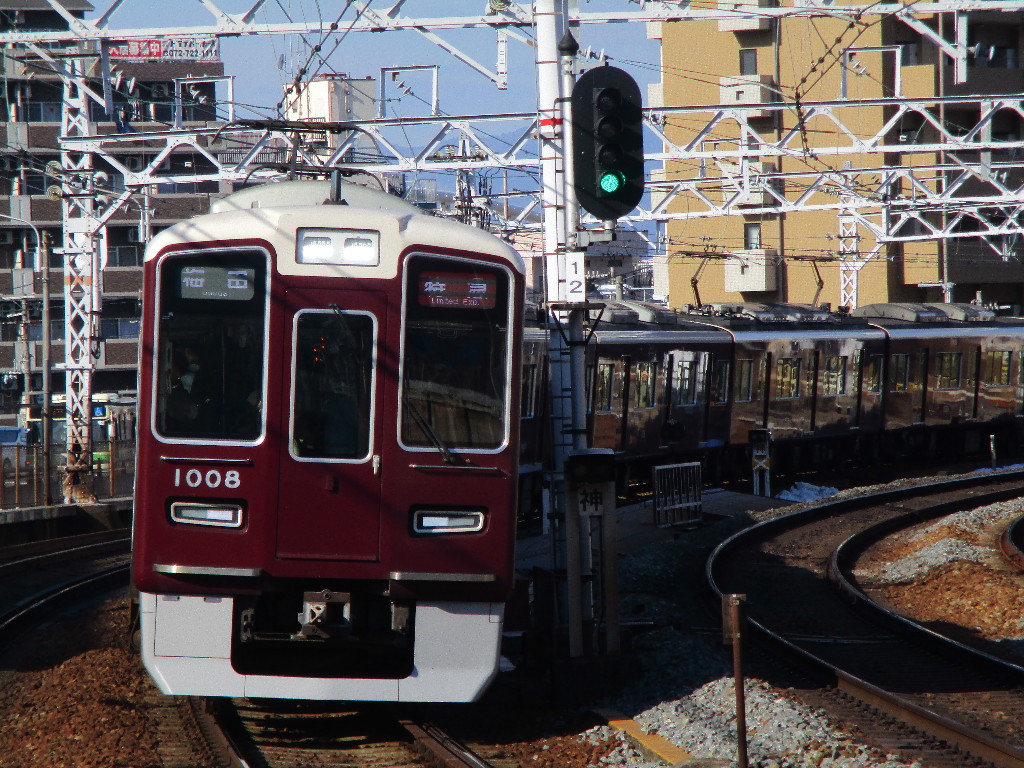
{"left": 412, "top": 510, "right": 485, "bottom": 534}
{"left": 170, "top": 502, "right": 244, "bottom": 528}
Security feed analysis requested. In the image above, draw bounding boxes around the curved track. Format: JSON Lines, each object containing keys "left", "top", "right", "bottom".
{"left": 708, "top": 470, "right": 1024, "bottom": 768}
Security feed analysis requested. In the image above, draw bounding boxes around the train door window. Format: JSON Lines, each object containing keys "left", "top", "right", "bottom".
{"left": 889, "top": 353, "right": 910, "bottom": 392}
{"left": 400, "top": 255, "right": 512, "bottom": 451}
{"left": 595, "top": 363, "right": 615, "bottom": 412}
{"left": 155, "top": 249, "right": 266, "bottom": 441}
{"left": 863, "top": 354, "right": 883, "bottom": 393}
{"left": 290, "top": 311, "right": 374, "bottom": 460}
{"left": 674, "top": 359, "right": 698, "bottom": 405}
{"left": 984, "top": 350, "right": 1012, "bottom": 386}
{"left": 735, "top": 358, "right": 753, "bottom": 402}
{"left": 775, "top": 357, "right": 801, "bottom": 399}
{"left": 521, "top": 362, "right": 538, "bottom": 418}
{"left": 710, "top": 359, "right": 731, "bottom": 403}
{"left": 935, "top": 352, "right": 962, "bottom": 389}
{"left": 635, "top": 362, "right": 657, "bottom": 408}
{"left": 822, "top": 355, "right": 847, "bottom": 396}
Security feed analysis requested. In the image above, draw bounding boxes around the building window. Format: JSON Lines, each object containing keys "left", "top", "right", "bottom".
{"left": 739, "top": 49, "right": 758, "bottom": 76}
{"left": 822, "top": 355, "right": 847, "bottom": 396}
{"left": 935, "top": 352, "right": 962, "bottom": 390}
{"left": 744, "top": 222, "right": 762, "bottom": 250}
{"left": 775, "top": 357, "right": 801, "bottom": 399}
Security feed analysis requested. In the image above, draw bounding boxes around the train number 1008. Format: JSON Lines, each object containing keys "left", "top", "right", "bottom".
{"left": 173, "top": 468, "right": 242, "bottom": 489}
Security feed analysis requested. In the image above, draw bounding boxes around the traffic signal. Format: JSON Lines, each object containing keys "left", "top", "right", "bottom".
{"left": 570, "top": 65, "right": 645, "bottom": 220}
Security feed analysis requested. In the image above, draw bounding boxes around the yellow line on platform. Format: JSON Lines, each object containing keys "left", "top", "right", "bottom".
{"left": 593, "top": 708, "right": 698, "bottom": 766}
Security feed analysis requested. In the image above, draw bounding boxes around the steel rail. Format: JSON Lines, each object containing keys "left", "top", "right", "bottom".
{"left": 707, "top": 469, "right": 1024, "bottom": 768}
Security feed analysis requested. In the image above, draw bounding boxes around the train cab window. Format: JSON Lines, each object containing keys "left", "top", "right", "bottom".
{"left": 710, "top": 359, "right": 731, "bottom": 404}
{"left": 155, "top": 250, "right": 266, "bottom": 441}
{"left": 935, "top": 352, "right": 962, "bottom": 389}
{"left": 983, "top": 350, "right": 1012, "bottom": 386}
{"left": 595, "top": 363, "right": 616, "bottom": 412}
{"left": 400, "top": 255, "right": 512, "bottom": 451}
{"left": 734, "top": 359, "right": 753, "bottom": 402}
{"left": 822, "top": 355, "right": 847, "bottom": 396}
{"left": 775, "top": 357, "right": 801, "bottom": 399}
{"left": 291, "top": 311, "right": 374, "bottom": 460}
{"left": 889, "top": 353, "right": 910, "bottom": 392}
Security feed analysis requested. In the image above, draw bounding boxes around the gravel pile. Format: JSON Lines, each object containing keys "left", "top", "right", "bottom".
{"left": 567, "top": 479, "right": 1023, "bottom": 768}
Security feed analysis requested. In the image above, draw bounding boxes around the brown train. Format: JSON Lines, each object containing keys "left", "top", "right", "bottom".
{"left": 519, "top": 301, "right": 1024, "bottom": 499}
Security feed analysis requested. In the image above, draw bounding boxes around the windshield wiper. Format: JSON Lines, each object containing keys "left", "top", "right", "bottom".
{"left": 403, "top": 391, "right": 465, "bottom": 466}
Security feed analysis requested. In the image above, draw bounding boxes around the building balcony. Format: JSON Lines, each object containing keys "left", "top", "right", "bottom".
{"left": 719, "top": 75, "right": 776, "bottom": 117}
{"left": 725, "top": 248, "right": 778, "bottom": 292}
{"left": 717, "top": 0, "right": 773, "bottom": 32}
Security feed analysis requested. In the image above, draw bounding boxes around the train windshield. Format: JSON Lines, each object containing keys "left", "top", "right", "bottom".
{"left": 401, "top": 255, "right": 511, "bottom": 451}
{"left": 154, "top": 249, "right": 266, "bottom": 441}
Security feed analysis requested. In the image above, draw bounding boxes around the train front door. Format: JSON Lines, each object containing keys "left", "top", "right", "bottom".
{"left": 276, "top": 288, "right": 386, "bottom": 561}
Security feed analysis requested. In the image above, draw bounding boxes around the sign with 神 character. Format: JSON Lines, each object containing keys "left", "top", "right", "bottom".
{"left": 418, "top": 273, "right": 497, "bottom": 309}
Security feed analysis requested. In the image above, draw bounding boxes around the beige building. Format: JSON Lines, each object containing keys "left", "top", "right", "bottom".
{"left": 650, "top": 3, "right": 1024, "bottom": 311}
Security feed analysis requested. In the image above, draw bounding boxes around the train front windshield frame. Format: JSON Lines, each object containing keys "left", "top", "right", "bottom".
{"left": 400, "top": 253, "right": 513, "bottom": 452}
{"left": 154, "top": 249, "right": 268, "bottom": 442}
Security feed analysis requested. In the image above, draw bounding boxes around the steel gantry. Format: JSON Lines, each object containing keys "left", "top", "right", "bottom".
{"left": 6, "top": 0, "right": 1024, "bottom": 476}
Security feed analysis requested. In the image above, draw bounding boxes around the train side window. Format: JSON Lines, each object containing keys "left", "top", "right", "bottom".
{"left": 521, "top": 362, "right": 538, "bottom": 418}
{"left": 822, "top": 355, "right": 847, "bottom": 396}
{"left": 155, "top": 250, "right": 266, "bottom": 441}
{"left": 984, "top": 350, "right": 1012, "bottom": 386}
{"left": 400, "top": 255, "right": 511, "bottom": 451}
{"left": 935, "top": 352, "right": 962, "bottom": 389}
{"left": 710, "top": 359, "right": 731, "bottom": 403}
{"left": 775, "top": 357, "right": 801, "bottom": 399}
{"left": 291, "top": 311, "right": 374, "bottom": 460}
{"left": 889, "top": 353, "right": 910, "bottom": 392}
{"left": 595, "top": 363, "right": 615, "bottom": 412}
{"left": 735, "top": 358, "right": 753, "bottom": 402}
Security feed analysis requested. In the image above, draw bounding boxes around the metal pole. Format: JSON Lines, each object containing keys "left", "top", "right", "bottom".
{"left": 40, "top": 233, "right": 51, "bottom": 506}
{"left": 725, "top": 594, "right": 749, "bottom": 768}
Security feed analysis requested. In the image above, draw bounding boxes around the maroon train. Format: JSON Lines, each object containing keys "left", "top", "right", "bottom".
{"left": 131, "top": 180, "right": 524, "bottom": 702}
{"left": 519, "top": 300, "right": 1024, "bottom": 500}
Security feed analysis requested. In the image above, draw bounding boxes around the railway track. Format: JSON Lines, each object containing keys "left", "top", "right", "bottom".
{"left": 188, "top": 697, "right": 509, "bottom": 768}
{"left": 708, "top": 469, "right": 1024, "bottom": 768}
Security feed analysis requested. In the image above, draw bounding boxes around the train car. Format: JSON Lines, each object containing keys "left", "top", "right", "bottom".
{"left": 131, "top": 179, "right": 524, "bottom": 702}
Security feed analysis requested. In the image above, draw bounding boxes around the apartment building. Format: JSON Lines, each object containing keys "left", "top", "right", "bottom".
{"left": 0, "top": 0, "right": 226, "bottom": 419}
{"left": 650, "top": 2, "right": 1024, "bottom": 311}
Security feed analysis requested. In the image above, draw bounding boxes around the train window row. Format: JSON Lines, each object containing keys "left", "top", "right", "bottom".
{"left": 524, "top": 345, "right": 1024, "bottom": 418}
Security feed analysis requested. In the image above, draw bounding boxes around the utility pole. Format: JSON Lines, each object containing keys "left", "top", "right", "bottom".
{"left": 40, "top": 233, "right": 52, "bottom": 506}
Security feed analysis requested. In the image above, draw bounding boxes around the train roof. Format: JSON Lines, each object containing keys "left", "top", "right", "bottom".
{"left": 851, "top": 303, "right": 999, "bottom": 323}
{"left": 146, "top": 180, "right": 525, "bottom": 276}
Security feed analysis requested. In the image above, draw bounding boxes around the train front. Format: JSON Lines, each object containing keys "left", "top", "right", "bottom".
{"left": 131, "top": 185, "right": 524, "bottom": 702}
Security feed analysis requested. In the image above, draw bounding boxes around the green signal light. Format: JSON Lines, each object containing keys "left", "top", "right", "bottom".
{"left": 599, "top": 170, "right": 626, "bottom": 195}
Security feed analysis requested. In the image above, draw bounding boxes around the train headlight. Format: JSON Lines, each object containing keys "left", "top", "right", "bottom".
{"left": 412, "top": 510, "right": 485, "bottom": 534}
{"left": 297, "top": 228, "right": 380, "bottom": 266}
{"left": 170, "top": 502, "right": 244, "bottom": 528}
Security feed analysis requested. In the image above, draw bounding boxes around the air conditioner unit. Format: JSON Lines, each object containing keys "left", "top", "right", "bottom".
{"left": 151, "top": 83, "right": 170, "bottom": 98}
{"left": 124, "top": 157, "right": 143, "bottom": 172}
